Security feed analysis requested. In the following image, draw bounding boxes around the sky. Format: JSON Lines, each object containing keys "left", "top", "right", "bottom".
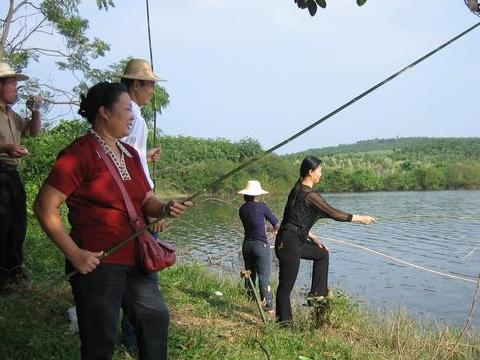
{"left": 12, "top": 1, "right": 480, "bottom": 154}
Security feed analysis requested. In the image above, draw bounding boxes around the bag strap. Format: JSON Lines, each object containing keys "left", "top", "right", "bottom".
{"left": 91, "top": 135, "right": 140, "bottom": 225}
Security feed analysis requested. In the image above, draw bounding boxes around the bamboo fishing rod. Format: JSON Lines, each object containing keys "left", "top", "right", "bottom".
{"left": 145, "top": 0, "right": 158, "bottom": 189}
{"left": 63, "top": 20, "right": 480, "bottom": 280}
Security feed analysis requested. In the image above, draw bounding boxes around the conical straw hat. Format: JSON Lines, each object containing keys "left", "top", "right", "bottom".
{"left": 238, "top": 180, "right": 269, "bottom": 196}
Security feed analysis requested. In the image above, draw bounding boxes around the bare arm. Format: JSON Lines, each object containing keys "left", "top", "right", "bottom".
{"left": 26, "top": 96, "right": 42, "bottom": 136}
{"left": 28, "top": 110, "right": 41, "bottom": 136}
{"left": 34, "top": 184, "right": 102, "bottom": 274}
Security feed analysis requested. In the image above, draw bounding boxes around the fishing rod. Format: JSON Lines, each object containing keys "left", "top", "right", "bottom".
{"left": 145, "top": 0, "right": 159, "bottom": 188}
{"left": 61, "top": 20, "right": 480, "bottom": 280}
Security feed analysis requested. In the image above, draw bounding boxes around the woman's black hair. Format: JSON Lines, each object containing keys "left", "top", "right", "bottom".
{"left": 78, "top": 82, "right": 128, "bottom": 124}
{"left": 285, "top": 155, "right": 323, "bottom": 214}
{"left": 243, "top": 195, "right": 255, "bottom": 202}
{"left": 299, "top": 155, "right": 322, "bottom": 178}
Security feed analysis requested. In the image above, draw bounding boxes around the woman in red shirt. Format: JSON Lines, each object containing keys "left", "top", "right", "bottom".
{"left": 34, "top": 82, "right": 188, "bottom": 360}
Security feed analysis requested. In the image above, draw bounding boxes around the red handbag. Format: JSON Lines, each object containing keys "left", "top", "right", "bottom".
{"left": 93, "top": 136, "right": 176, "bottom": 273}
{"left": 130, "top": 217, "right": 176, "bottom": 274}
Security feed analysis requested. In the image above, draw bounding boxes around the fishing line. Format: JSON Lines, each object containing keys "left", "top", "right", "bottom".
{"left": 320, "top": 235, "right": 478, "bottom": 284}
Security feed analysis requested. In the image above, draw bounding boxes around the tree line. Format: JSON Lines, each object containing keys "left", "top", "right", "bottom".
{"left": 20, "top": 121, "right": 480, "bottom": 211}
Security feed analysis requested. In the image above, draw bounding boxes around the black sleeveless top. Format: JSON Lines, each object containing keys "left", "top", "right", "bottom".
{"left": 281, "top": 184, "right": 353, "bottom": 240}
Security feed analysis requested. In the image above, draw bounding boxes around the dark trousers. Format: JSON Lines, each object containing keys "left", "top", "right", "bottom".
{"left": 120, "top": 271, "right": 159, "bottom": 353}
{"left": 242, "top": 239, "right": 273, "bottom": 310}
{"left": 70, "top": 263, "right": 169, "bottom": 360}
{"left": 120, "top": 233, "right": 159, "bottom": 352}
{"left": 275, "top": 229, "right": 329, "bottom": 323}
{"left": 0, "top": 168, "right": 26, "bottom": 288}
{"left": 120, "top": 311, "right": 138, "bottom": 352}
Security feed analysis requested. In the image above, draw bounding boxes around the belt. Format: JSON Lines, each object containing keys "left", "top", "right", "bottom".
{"left": 0, "top": 162, "right": 19, "bottom": 172}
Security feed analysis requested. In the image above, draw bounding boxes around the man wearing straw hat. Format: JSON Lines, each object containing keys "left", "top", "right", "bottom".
{"left": 121, "top": 58, "right": 162, "bottom": 189}
{"left": 119, "top": 58, "right": 163, "bottom": 352}
{"left": 0, "top": 61, "right": 42, "bottom": 293}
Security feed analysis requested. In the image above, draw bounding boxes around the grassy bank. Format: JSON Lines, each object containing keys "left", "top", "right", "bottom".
{"left": 1, "top": 239, "right": 479, "bottom": 360}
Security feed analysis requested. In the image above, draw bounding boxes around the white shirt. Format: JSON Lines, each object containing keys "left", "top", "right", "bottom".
{"left": 122, "top": 101, "right": 154, "bottom": 188}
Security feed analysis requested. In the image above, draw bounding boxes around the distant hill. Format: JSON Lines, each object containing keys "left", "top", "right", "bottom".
{"left": 285, "top": 137, "right": 480, "bottom": 159}
{"left": 281, "top": 137, "right": 480, "bottom": 192}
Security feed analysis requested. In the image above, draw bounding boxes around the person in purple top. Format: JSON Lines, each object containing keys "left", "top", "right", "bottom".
{"left": 238, "top": 180, "right": 280, "bottom": 313}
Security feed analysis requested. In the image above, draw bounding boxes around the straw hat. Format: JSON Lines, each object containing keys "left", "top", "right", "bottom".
{"left": 0, "top": 62, "right": 28, "bottom": 81}
{"left": 121, "top": 58, "right": 162, "bottom": 82}
{"left": 238, "top": 180, "right": 269, "bottom": 196}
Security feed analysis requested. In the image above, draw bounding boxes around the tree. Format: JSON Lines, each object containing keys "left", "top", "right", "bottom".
{"left": 1, "top": 0, "right": 114, "bottom": 107}
{"left": 293, "top": 0, "right": 367, "bottom": 17}
{"left": 294, "top": 0, "right": 479, "bottom": 17}
{"left": 466, "top": 0, "right": 480, "bottom": 13}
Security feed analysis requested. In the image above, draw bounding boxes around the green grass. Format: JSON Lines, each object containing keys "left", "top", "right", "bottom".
{"left": 1, "top": 224, "right": 479, "bottom": 359}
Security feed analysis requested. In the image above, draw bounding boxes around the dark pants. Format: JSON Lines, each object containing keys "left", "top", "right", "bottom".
{"left": 120, "top": 312, "right": 138, "bottom": 352}
{"left": 275, "top": 229, "right": 329, "bottom": 323}
{"left": 242, "top": 239, "right": 273, "bottom": 311}
{"left": 70, "top": 263, "right": 169, "bottom": 360}
{"left": 0, "top": 167, "right": 26, "bottom": 289}
{"left": 120, "top": 271, "right": 159, "bottom": 353}
{"left": 120, "top": 233, "right": 159, "bottom": 353}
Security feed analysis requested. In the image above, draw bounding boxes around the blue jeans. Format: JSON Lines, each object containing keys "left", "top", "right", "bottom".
{"left": 242, "top": 239, "right": 273, "bottom": 311}
{"left": 70, "top": 263, "right": 169, "bottom": 360}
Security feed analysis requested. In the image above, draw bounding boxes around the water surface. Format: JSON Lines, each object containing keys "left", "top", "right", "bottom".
{"left": 162, "top": 190, "right": 480, "bottom": 328}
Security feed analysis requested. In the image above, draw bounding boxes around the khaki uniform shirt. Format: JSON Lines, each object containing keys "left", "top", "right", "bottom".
{"left": 0, "top": 106, "right": 29, "bottom": 165}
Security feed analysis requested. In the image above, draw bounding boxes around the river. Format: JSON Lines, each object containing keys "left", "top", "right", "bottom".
{"left": 161, "top": 190, "right": 480, "bottom": 327}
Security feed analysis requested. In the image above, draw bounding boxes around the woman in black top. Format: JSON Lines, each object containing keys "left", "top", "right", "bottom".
{"left": 275, "top": 156, "right": 374, "bottom": 323}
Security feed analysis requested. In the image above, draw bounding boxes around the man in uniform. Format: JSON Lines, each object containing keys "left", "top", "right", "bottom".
{"left": 0, "top": 61, "right": 42, "bottom": 293}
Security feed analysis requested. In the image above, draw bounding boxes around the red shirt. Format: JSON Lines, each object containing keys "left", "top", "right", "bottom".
{"left": 46, "top": 133, "right": 152, "bottom": 265}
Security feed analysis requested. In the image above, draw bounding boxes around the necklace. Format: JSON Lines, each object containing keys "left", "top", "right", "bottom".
{"left": 89, "top": 129, "right": 132, "bottom": 181}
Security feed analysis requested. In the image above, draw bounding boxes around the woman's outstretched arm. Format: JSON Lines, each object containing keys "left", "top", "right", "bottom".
{"left": 306, "top": 192, "right": 375, "bottom": 224}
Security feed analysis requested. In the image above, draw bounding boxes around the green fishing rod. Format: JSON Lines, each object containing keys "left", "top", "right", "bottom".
{"left": 62, "top": 20, "right": 480, "bottom": 281}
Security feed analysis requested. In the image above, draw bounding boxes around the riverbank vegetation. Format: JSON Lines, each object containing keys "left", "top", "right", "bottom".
{"left": 21, "top": 121, "right": 480, "bottom": 205}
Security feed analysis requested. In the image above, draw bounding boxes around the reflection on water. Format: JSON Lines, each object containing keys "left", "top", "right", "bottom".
{"left": 161, "top": 190, "right": 480, "bottom": 327}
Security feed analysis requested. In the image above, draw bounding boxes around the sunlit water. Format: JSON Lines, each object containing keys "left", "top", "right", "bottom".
{"left": 161, "top": 190, "right": 480, "bottom": 328}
